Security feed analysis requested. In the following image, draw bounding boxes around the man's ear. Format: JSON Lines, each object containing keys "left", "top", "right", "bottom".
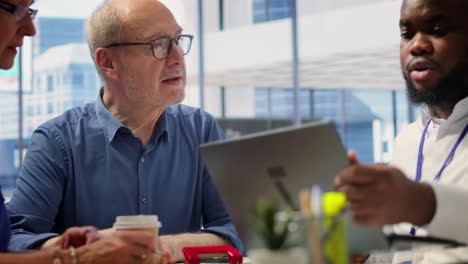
{"left": 96, "top": 47, "right": 118, "bottom": 80}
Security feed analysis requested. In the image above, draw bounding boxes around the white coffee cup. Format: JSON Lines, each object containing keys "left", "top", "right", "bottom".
{"left": 113, "top": 215, "right": 162, "bottom": 235}
{"left": 113, "top": 215, "right": 163, "bottom": 263}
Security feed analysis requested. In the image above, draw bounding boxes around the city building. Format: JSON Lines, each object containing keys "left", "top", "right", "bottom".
{"left": 0, "top": 18, "right": 91, "bottom": 192}
{"left": 32, "top": 17, "right": 86, "bottom": 57}
{"left": 26, "top": 43, "right": 100, "bottom": 135}
{"left": 173, "top": 0, "right": 410, "bottom": 163}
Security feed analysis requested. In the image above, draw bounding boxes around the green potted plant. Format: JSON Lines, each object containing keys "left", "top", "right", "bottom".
{"left": 248, "top": 196, "right": 307, "bottom": 264}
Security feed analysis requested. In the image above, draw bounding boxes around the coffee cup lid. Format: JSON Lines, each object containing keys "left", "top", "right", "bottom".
{"left": 113, "top": 215, "right": 162, "bottom": 229}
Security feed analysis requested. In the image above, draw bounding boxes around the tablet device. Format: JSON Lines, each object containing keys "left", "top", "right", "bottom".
{"left": 200, "top": 120, "right": 387, "bottom": 253}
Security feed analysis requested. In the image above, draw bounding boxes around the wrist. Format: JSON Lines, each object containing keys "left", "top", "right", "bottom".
{"left": 410, "top": 183, "right": 436, "bottom": 226}
{"left": 41, "top": 236, "right": 61, "bottom": 249}
{"left": 160, "top": 235, "right": 181, "bottom": 261}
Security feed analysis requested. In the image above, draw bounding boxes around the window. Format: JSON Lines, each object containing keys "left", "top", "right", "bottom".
{"left": 1, "top": 0, "right": 416, "bottom": 197}
{"left": 0, "top": 61, "right": 20, "bottom": 193}
{"left": 269, "top": 0, "right": 291, "bottom": 20}
{"left": 47, "top": 102, "right": 54, "bottom": 114}
{"left": 47, "top": 75, "right": 53, "bottom": 92}
{"left": 27, "top": 105, "right": 34, "bottom": 116}
{"left": 252, "top": 88, "right": 407, "bottom": 163}
{"left": 253, "top": 0, "right": 291, "bottom": 24}
{"left": 253, "top": 0, "right": 268, "bottom": 23}
{"left": 72, "top": 73, "right": 84, "bottom": 88}
{"left": 36, "top": 104, "right": 41, "bottom": 115}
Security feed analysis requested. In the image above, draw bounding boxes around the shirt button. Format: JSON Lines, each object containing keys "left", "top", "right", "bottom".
{"left": 141, "top": 157, "right": 145, "bottom": 163}
{"left": 140, "top": 196, "right": 148, "bottom": 204}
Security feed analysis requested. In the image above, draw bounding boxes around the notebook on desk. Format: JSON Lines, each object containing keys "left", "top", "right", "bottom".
{"left": 200, "top": 120, "right": 388, "bottom": 254}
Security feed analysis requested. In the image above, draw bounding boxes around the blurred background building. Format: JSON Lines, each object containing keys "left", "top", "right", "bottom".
{"left": 0, "top": 0, "right": 415, "bottom": 194}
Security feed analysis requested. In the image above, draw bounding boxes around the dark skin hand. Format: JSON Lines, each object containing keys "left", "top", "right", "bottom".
{"left": 335, "top": 151, "right": 436, "bottom": 227}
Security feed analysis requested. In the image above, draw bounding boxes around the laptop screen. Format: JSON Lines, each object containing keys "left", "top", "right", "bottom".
{"left": 200, "top": 121, "right": 350, "bottom": 250}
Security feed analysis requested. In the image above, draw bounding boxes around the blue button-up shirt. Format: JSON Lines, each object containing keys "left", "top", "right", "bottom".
{"left": 7, "top": 92, "right": 244, "bottom": 253}
{"left": 0, "top": 188, "right": 10, "bottom": 252}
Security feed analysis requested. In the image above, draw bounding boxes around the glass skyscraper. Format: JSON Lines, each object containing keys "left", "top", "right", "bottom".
{"left": 0, "top": 17, "right": 96, "bottom": 193}
{"left": 33, "top": 17, "right": 86, "bottom": 57}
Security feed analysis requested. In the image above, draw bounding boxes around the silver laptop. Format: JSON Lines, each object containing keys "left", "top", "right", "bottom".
{"left": 200, "top": 120, "right": 387, "bottom": 253}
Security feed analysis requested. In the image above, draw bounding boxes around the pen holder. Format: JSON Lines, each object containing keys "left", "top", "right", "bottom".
{"left": 281, "top": 212, "right": 348, "bottom": 264}
{"left": 321, "top": 213, "right": 347, "bottom": 264}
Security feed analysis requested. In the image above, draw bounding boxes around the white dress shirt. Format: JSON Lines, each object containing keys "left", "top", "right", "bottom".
{"left": 390, "top": 96, "right": 468, "bottom": 243}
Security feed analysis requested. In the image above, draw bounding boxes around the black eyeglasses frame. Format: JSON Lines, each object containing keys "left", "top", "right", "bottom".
{"left": 103, "top": 34, "right": 194, "bottom": 60}
{"left": 0, "top": 0, "right": 37, "bottom": 21}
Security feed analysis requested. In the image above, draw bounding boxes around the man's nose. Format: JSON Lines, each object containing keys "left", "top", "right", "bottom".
{"left": 409, "top": 32, "right": 433, "bottom": 56}
{"left": 166, "top": 41, "right": 184, "bottom": 65}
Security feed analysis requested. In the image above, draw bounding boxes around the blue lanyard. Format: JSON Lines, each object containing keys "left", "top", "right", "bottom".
{"left": 416, "top": 119, "right": 468, "bottom": 182}
{"left": 410, "top": 118, "right": 468, "bottom": 235}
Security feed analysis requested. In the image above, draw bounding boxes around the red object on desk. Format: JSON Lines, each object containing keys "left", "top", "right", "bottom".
{"left": 182, "top": 245, "right": 243, "bottom": 264}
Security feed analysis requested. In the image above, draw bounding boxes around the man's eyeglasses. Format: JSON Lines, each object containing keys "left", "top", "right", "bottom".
{"left": 0, "top": 0, "right": 38, "bottom": 21}
{"left": 103, "top": 35, "right": 194, "bottom": 60}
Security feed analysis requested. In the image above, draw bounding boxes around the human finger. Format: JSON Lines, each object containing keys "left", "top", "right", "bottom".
{"left": 61, "top": 227, "right": 87, "bottom": 248}
{"left": 155, "top": 237, "right": 173, "bottom": 264}
{"left": 347, "top": 150, "right": 360, "bottom": 165}
{"left": 134, "top": 246, "right": 149, "bottom": 263}
{"left": 348, "top": 200, "right": 380, "bottom": 216}
{"left": 154, "top": 251, "right": 171, "bottom": 264}
{"left": 113, "top": 231, "right": 155, "bottom": 252}
{"left": 336, "top": 165, "right": 380, "bottom": 186}
{"left": 351, "top": 211, "right": 381, "bottom": 227}
{"left": 102, "top": 237, "right": 150, "bottom": 263}
{"left": 84, "top": 227, "right": 101, "bottom": 244}
{"left": 336, "top": 183, "right": 374, "bottom": 203}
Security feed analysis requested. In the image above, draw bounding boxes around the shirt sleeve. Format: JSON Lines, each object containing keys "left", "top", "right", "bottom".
{"left": 6, "top": 126, "right": 67, "bottom": 250}
{"left": 198, "top": 114, "right": 246, "bottom": 254}
{"left": 424, "top": 183, "right": 468, "bottom": 244}
{"left": 0, "top": 189, "right": 11, "bottom": 252}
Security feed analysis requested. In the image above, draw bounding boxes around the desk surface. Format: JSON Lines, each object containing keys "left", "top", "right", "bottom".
{"left": 366, "top": 246, "right": 468, "bottom": 264}
{"left": 175, "top": 257, "right": 252, "bottom": 264}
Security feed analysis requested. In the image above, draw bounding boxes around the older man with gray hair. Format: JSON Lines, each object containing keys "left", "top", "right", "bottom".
{"left": 7, "top": 0, "right": 244, "bottom": 262}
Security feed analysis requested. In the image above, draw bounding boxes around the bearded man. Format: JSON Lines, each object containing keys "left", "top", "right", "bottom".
{"left": 336, "top": 0, "right": 468, "bottom": 245}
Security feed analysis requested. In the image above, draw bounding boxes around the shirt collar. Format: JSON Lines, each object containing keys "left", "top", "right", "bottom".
{"left": 153, "top": 110, "right": 170, "bottom": 144}
{"left": 421, "top": 105, "right": 436, "bottom": 126}
{"left": 420, "top": 96, "right": 468, "bottom": 129}
{"left": 448, "top": 96, "right": 468, "bottom": 125}
{"left": 95, "top": 88, "right": 170, "bottom": 144}
{"left": 95, "top": 88, "right": 126, "bottom": 143}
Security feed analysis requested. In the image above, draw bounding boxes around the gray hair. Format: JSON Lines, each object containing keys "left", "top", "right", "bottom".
{"left": 85, "top": 1, "right": 123, "bottom": 80}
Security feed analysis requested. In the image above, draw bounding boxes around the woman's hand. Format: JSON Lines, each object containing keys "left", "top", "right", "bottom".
{"left": 76, "top": 230, "right": 172, "bottom": 264}
{"left": 44, "top": 226, "right": 100, "bottom": 250}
